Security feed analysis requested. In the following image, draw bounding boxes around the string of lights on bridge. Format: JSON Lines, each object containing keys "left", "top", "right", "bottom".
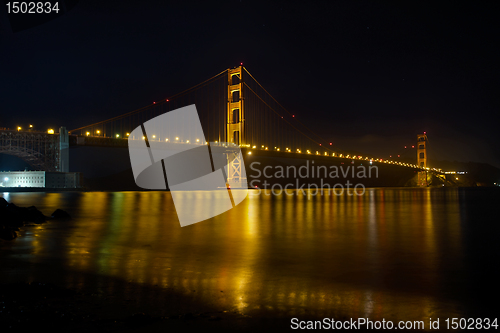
{"left": 116, "top": 130, "right": 439, "bottom": 172}
{"left": 14, "top": 122, "right": 446, "bottom": 174}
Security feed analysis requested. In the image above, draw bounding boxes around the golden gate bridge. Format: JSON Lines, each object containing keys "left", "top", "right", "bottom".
{"left": 68, "top": 66, "right": 425, "bottom": 169}
{"left": 1, "top": 66, "right": 436, "bottom": 181}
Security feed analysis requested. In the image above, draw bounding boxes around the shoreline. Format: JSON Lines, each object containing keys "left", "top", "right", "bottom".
{"left": 0, "top": 185, "right": 496, "bottom": 194}
{"left": 0, "top": 187, "right": 85, "bottom": 192}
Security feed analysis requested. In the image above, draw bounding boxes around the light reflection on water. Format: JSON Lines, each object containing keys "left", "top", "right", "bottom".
{"left": 1, "top": 188, "right": 499, "bottom": 323}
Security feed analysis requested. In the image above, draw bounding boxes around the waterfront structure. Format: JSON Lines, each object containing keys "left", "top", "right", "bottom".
{"left": 0, "top": 127, "right": 69, "bottom": 172}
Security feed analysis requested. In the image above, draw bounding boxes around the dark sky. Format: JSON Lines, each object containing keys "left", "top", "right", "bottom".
{"left": 1, "top": 1, "right": 499, "bottom": 167}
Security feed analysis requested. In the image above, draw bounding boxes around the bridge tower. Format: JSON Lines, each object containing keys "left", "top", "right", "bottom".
{"left": 226, "top": 66, "right": 246, "bottom": 187}
{"left": 417, "top": 133, "right": 428, "bottom": 186}
{"left": 227, "top": 66, "right": 244, "bottom": 145}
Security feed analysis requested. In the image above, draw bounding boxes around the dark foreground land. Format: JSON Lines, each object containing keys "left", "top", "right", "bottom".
{"left": 0, "top": 280, "right": 289, "bottom": 332}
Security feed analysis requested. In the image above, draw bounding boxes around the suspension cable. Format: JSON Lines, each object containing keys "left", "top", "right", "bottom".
{"left": 244, "top": 67, "right": 333, "bottom": 146}
{"left": 244, "top": 82, "right": 334, "bottom": 152}
{"left": 70, "top": 69, "right": 229, "bottom": 133}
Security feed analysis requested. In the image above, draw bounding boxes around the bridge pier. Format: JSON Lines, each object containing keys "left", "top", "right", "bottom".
{"left": 58, "top": 127, "right": 69, "bottom": 172}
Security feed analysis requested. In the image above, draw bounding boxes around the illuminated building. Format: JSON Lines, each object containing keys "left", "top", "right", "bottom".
{"left": 0, "top": 171, "right": 83, "bottom": 189}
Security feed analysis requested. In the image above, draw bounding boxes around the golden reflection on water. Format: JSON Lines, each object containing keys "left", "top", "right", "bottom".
{"left": 1, "top": 188, "right": 468, "bottom": 324}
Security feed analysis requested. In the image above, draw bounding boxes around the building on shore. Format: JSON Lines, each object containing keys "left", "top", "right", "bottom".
{"left": 0, "top": 171, "right": 83, "bottom": 189}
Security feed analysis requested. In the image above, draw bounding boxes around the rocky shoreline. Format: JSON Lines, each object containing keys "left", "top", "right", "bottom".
{"left": 0, "top": 197, "right": 71, "bottom": 240}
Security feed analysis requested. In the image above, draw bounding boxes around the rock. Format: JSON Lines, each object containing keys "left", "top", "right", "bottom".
{"left": 22, "top": 206, "right": 46, "bottom": 224}
{"left": 0, "top": 225, "right": 18, "bottom": 240}
{"left": 0, "top": 204, "right": 24, "bottom": 228}
{"left": 0, "top": 197, "right": 8, "bottom": 209}
{"left": 1, "top": 201, "right": 47, "bottom": 228}
{"left": 51, "top": 209, "right": 71, "bottom": 220}
{"left": 2, "top": 204, "right": 46, "bottom": 224}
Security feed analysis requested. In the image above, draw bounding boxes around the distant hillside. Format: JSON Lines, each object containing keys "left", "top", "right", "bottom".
{"left": 393, "top": 156, "right": 500, "bottom": 185}
{"left": 429, "top": 160, "right": 500, "bottom": 185}
{"left": 334, "top": 147, "right": 500, "bottom": 186}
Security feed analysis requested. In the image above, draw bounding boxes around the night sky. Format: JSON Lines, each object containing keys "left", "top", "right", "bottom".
{"left": 1, "top": 1, "right": 499, "bottom": 168}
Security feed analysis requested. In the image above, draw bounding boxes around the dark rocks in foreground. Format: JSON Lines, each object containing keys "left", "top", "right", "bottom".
{"left": 0, "top": 225, "right": 18, "bottom": 240}
{"left": 51, "top": 208, "right": 72, "bottom": 220}
{"left": 0, "top": 197, "right": 71, "bottom": 240}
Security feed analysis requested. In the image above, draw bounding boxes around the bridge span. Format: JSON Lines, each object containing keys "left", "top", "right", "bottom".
{"left": 1, "top": 66, "right": 444, "bottom": 188}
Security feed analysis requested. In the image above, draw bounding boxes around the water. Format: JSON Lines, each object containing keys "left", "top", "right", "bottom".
{"left": 1, "top": 188, "right": 499, "bottom": 327}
